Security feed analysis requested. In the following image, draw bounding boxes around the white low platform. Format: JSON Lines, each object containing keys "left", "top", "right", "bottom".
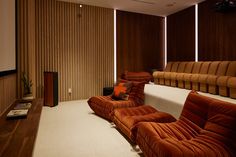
{"left": 144, "top": 84, "right": 236, "bottom": 119}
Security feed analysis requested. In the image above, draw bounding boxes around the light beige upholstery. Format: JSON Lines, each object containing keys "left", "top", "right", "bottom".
{"left": 170, "top": 62, "right": 187, "bottom": 87}
{"left": 206, "top": 61, "right": 230, "bottom": 94}
{"left": 190, "top": 62, "right": 211, "bottom": 91}
{"left": 153, "top": 61, "right": 236, "bottom": 98}
{"left": 228, "top": 77, "right": 236, "bottom": 99}
{"left": 198, "top": 61, "right": 220, "bottom": 92}
{"left": 164, "top": 62, "right": 179, "bottom": 86}
{"left": 217, "top": 61, "right": 236, "bottom": 96}
{"left": 153, "top": 62, "right": 173, "bottom": 85}
{"left": 176, "top": 62, "right": 194, "bottom": 88}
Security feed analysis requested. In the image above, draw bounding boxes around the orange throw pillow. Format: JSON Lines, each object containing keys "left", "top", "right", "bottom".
{"left": 112, "top": 82, "right": 132, "bottom": 100}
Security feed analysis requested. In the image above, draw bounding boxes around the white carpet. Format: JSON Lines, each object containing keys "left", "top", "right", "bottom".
{"left": 33, "top": 100, "right": 142, "bottom": 157}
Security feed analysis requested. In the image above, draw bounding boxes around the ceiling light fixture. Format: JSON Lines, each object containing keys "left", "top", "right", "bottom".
{"left": 132, "top": 0, "right": 155, "bottom": 5}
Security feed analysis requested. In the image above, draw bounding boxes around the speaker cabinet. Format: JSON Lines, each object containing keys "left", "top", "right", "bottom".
{"left": 44, "top": 72, "right": 58, "bottom": 107}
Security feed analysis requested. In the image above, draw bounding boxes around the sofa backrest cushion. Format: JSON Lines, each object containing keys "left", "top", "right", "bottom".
{"left": 164, "top": 62, "right": 173, "bottom": 72}
{"left": 170, "top": 62, "right": 179, "bottom": 72}
{"left": 181, "top": 91, "right": 236, "bottom": 152}
{"left": 199, "top": 62, "right": 211, "bottom": 74}
{"left": 226, "top": 61, "right": 236, "bottom": 76}
{"left": 192, "top": 62, "right": 202, "bottom": 73}
{"left": 184, "top": 62, "right": 194, "bottom": 73}
{"left": 215, "top": 61, "right": 229, "bottom": 76}
{"left": 128, "top": 81, "right": 145, "bottom": 105}
{"left": 180, "top": 91, "right": 213, "bottom": 128}
{"left": 176, "top": 62, "right": 186, "bottom": 73}
{"left": 204, "top": 98, "right": 236, "bottom": 152}
{"left": 207, "top": 61, "right": 220, "bottom": 75}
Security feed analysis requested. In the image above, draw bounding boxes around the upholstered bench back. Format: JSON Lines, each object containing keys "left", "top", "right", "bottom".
{"left": 180, "top": 91, "right": 236, "bottom": 152}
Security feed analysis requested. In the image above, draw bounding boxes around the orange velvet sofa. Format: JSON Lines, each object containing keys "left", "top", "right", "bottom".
{"left": 121, "top": 71, "right": 153, "bottom": 83}
{"left": 113, "top": 105, "right": 176, "bottom": 143}
{"left": 153, "top": 61, "right": 236, "bottom": 98}
{"left": 88, "top": 81, "right": 145, "bottom": 121}
{"left": 136, "top": 91, "right": 236, "bottom": 157}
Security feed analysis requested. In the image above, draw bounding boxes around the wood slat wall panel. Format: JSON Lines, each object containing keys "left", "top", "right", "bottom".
{"left": 0, "top": 74, "right": 16, "bottom": 116}
{"left": 116, "top": 10, "right": 164, "bottom": 76}
{"left": 198, "top": 0, "right": 236, "bottom": 61}
{"left": 167, "top": 6, "right": 195, "bottom": 62}
{"left": 17, "top": 0, "right": 36, "bottom": 98}
{"left": 34, "top": 0, "right": 114, "bottom": 101}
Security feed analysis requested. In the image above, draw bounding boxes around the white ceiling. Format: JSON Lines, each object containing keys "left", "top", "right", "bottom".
{"left": 58, "top": 0, "right": 205, "bottom": 16}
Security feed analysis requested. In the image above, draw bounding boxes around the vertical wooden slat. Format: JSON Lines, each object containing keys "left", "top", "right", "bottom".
{"left": 33, "top": 0, "right": 114, "bottom": 101}
{"left": 0, "top": 74, "right": 16, "bottom": 116}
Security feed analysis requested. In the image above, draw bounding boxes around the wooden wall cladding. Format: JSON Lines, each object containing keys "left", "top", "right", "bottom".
{"left": 34, "top": 0, "right": 114, "bottom": 101}
{"left": 116, "top": 10, "right": 164, "bottom": 77}
{"left": 17, "top": 0, "right": 36, "bottom": 98}
{"left": 198, "top": 0, "right": 236, "bottom": 61}
{"left": 0, "top": 74, "right": 16, "bottom": 115}
{"left": 167, "top": 6, "right": 195, "bottom": 62}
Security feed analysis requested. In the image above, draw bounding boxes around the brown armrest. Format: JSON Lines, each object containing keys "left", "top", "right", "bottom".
{"left": 206, "top": 75, "right": 218, "bottom": 85}
{"left": 217, "top": 76, "right": 230, "bottom": 86}
{"left": 198, "top": 74, "right": 209, "bottom": 83}
{"left": 190, "top": 74, "right": 200, "bottom": 83}
{"left": 227, "top": 77, "right": 236, "bottom": 88}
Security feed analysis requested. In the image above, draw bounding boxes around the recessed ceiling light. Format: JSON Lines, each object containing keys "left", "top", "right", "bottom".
{"left": 132, "top": 0, "right": 156, "bottom": 5}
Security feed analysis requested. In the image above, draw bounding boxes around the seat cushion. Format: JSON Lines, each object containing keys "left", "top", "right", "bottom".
{"left": 88, "top": 96, "right": 137, "bottom": 121}
{"left": 113, "top": 105, "right": 176, "bottom": 142}
{"left": 136, "top": 121, "right": 234, "bottom": 157}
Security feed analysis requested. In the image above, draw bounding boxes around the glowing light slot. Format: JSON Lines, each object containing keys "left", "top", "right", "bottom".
{"left": 114, "top": 10, "right": 117, "bottom": 82}
{"left": 195, "top": 4, "right": 198, "bottom": 62}
{"left": 164, "top": 17, "right": 167, "bottom": 66}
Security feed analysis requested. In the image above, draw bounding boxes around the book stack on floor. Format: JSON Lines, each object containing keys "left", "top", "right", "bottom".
{"left": 7, "top": 102, "right": 32, "bottom": 118}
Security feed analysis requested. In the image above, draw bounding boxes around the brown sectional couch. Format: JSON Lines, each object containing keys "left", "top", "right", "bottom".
{"left": 136, "top": 91, "right": 236, "bottom": 157}
{"left": 153, "top": 61, "right": 236, "bottom": 98}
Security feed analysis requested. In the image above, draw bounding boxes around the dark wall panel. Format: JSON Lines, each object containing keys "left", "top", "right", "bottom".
{"left": 116, "top": 10, "right": 164, "bottom": 77}
{"left": 167, "top": 6, "right": 195, "bottom": 62}
{"left": 199, "top": 0, "right": 236, "bottom": 61}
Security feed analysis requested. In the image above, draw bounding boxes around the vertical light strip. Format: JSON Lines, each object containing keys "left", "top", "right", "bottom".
{"left": 164, "top": 16, "right": 167, "bottom": 66}
{"left": 114, "top": 9, "right": 117, "bottom": 82}
{"left": 195, "top": 4, "right": 198, "bottom": 62}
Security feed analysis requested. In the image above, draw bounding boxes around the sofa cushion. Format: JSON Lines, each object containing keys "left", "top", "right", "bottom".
{"left": 192, "top": 62, "right": 202, "bottom": 73}
{"left": 176, "top": 62, "right": 187, "bottom": 73}
{"left": 88, "top": 96, "right": 136, "bottom": 121}
{"left": 170, "top": 62, "right": 179, "bottom": 72}
{"left": 136, "top": 91, "right": 236, "bottom": 157}
{"left": 207, "top": 61, "right": 220, "bottom": 75}
{"left": 113, "top": 105, "right": 176, "bottom": 142}
{"left": 199, "top": 62, "right": 211, "bottom": 74}
{"left": 164, "top": 62, "right": 173, "bottom": 72}
{"left": 216, "top": 61, "right": 230, "bottom": 75}
{"left": 121, "top": 71, "right": 153, "bottom": 83}
{"left": 226, "top": 61, "right": 236, "bottom": 76}
{"left": 112, "top": 82, "right": 132, "bottom": 100}
{"left": 227, "top": 77, "right": 236, "bottom": 88}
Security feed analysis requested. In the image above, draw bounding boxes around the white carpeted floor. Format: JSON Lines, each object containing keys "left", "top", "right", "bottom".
{"left": 33, "top": 100, "right": 142, "bottom": 157}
